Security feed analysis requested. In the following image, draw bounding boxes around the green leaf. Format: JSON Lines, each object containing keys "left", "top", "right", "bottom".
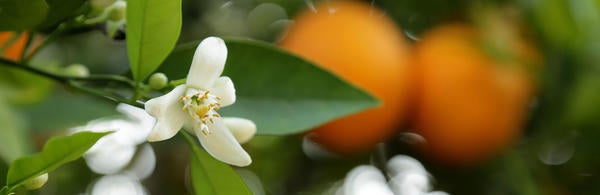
{"left": 126, "top": 0, "right": 182, "bottom": 82}
{"left": 0, "top": 0, "right": 49, "bottom": 30}
{"left": 38, "top": 0, "right": 86, "bottom": 29}
{"left": 158, "top": 38, "right": 380, "bottom": 135}
{"left": 5, "top": 131, "right": 110, "bottom": 190}
{"left": 0, "top": 100, "right": 31, "bottom": 164}
{"left": 182, "top": 132, "right": 252, "bottom": 195}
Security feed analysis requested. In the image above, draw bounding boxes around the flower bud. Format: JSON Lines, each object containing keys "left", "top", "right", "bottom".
{"left": 108, "top": 1, "right": 127, "bottom": 22}
{"left": 24, "top": 173, "right": 48, "bottom": 190}
{"left": 148, "top": 73, "right": 168, "bottom": 90}
{"left": 64, "top": 63, "right": 90, "bottom": 77}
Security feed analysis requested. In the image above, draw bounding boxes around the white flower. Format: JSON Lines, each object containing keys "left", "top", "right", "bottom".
{"left": 71, "top": 103, "right": 155, "bottom": 175}
{"left": 145, "top": 36, "right": 255, "bottom": 167}
{"left": 337, "top": 155, "right": 448, "bottom": 195}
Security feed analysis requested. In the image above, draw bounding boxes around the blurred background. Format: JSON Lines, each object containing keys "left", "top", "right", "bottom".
{"left": 2, "top": 0, "right": 600, "bottom": 194}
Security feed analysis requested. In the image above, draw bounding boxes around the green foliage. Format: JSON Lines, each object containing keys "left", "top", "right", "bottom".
{"left": 39, "top": 0, "right": 87, "bottom": 29}
{"left": 182, "top": 132, "right": 252, "bottom": 195}
{"left": 126, "top": 0, "right": 182, "bottom": 82}
{"left": 0, "top": 0, "right": 49, "bottom": 30}
{"left": 4, "top": 131, "right": 109, "bottom": 192}
{"left": 0, "top": 100, "right": 31, "bottom": 164}
{"left": 159, "top": 38, "right": 380, "bottom": 135}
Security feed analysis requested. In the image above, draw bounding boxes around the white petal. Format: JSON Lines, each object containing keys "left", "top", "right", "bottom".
{"left": 145, "top": 85, "right": 188, "bottom": 142}
{"left": 186, "top": 37, "right": 228, "bottom": 89}
{"left": 222, "top": 117, "right": 256, "bottom": 144}
{"left": 91, "top": 175, "right": 146, "bottom": 195}
{"left": 123, "top": 144, "right": 156, "bottom": 180}
{"left": 210, "top": 76, "right": 236, "bottom": 107}
{"left": 195, "top": 118, "right": 252, "bottom": 167}
{"left": 84, "top": 142, "right": 136, "bottom": 174}
{"left": 343, "top": 165, "right": 394, "bottom": 195}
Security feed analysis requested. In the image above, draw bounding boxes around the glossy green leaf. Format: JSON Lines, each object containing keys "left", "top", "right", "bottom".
{"left": 5, "top": 131, "right": 110, "bottom": 190}
{"left": 158, "top": 38, "right": 380, "bottom": 135}
{"left": 0, "top": 0, "right": 49, "bottom": 30}
{"left": 0, "top": 100, "right": 31, "bottom": 164}
{"left": 126, "top": 0, "right": 182, "bottom": 82}
{"left": 182, "top": 132, "right": 252, "bottom": 195}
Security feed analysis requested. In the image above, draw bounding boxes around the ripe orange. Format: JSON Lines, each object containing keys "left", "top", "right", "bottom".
{"left": 279, "top": 1, "right": 411, "bottom": 155}
{"left": 0, "top": 32, "right": 31, "bottom": 61}
{"left": 412, "top": 23, "right": 539, "bottom": 165}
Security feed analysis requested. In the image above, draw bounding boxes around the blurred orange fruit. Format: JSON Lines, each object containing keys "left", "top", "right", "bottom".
{"left": 280, "top": 1, "right": 412, "bottom": 155}
{"left": 0, "top": 32, "right": 31, "bottom": 61}
{"left": 412, "top": 23, "right": 539, "bottom": 165}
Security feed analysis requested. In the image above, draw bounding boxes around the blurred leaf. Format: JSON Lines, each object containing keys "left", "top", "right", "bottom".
{"left": 566, "top": 74, "right": 600, "bottom": 127}
{"left": 38, "top": 0, "right": 86, "bottom": 29}
{"left": 158, "top": 38, "right": 380, "bottom": 135}
{"left": 126, "top": 0, "right": 182, "bottom": 82}
{"left": 182, "top": 132, "right": 252, "bottom": 195}
{"left": 0, "top": 100, "right": 31, "bottom": 164}
{"left": 0, "top": 65, "right": 54, "bottom": 105}
{"left": 0, "top": 0, "right": 49, "bottom": 30}
{"left": 23, "top": 89, "right": 117, "bottom": 131}
{"left": 5, "top": 131, "right": 109, "bottom": 191}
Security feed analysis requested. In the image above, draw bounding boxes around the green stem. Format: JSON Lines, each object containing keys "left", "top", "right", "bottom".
{"left": 20, "top": 32, "right": 35, "bottom": 63}
{"left": 22, "top": 23, "right": 68, "bottom": 64}
{"left": 0, "top": 57, "right": 142, "bottom": 107}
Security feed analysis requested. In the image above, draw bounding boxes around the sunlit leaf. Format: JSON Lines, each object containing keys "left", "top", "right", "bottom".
{"left": 182, "top": 132, "right": 252, "bottom": 195}
{"left": 158, "top": 38, "right": 380, "bottom": 135}
{"left": 5, "top": 131, "right": 110, "bottom": 191}
{"left": 126, "top": 0, "right": 182, "bottom": 82}
{"left": 0, "top": 0, "right": 49, "bottom": 30}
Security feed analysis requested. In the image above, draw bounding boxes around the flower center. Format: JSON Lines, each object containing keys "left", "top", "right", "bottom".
{"left": 180, "top": 89, "right": 222, "bottom": 136}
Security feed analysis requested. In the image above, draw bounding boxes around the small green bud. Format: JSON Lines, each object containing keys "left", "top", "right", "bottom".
{"left": 108, "top": 1, "right": 127, "bottom": 22}
{"left": 24, "top": 173, "right": 48, "bottom": 190}
{"left": 149, "top": 73, "right": 168, "bottom": 90}
{"left": 64, "top": 64, "right": 90, "bottom": 77}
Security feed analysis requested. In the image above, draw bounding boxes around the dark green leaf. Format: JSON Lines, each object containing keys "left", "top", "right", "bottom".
{"left": 126, "top": 0, "right": 182, "bottom": 82}
{"left": 38, "top": 0, "right": 86, "bottom": 29}
{"left": 6, "top": 131, "right": 110, "bottom": 190}
{"left": 158, "top": 38, "right": 380, "bottom": 135}
{"left": 0, "top": 0, "right": 49, "bottom": 30}
{"left": 182, "top": 132, "right": 252, "bottom": 195}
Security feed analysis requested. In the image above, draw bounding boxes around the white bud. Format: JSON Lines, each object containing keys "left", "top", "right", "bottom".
{"left": 108, "top": 1, "right": 127, "bottom": 22}
{"left": 64, "top": 63, "right": 90, "bottom": 77}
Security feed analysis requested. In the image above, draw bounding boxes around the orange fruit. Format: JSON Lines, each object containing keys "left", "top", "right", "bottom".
{"left": 0, "top": 32, "right": 31, "bottom": 61}
{"left": 279, "top": 1, "right": 411, "bottom": 155}
{"left": 412, "top": 23, "right": 539, "bottom": 165}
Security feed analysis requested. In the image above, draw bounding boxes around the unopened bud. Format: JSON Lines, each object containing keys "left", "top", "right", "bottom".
{"left": 109, "top": 1, "right": 127, "bottom": 22}
{"left": 24, "top": 173, "right": 48, "bottom": 190}
{"left": 148, "top": 73, "right": 168, "bottom": 90}
{"left": 64, "top": 63, "right": 90, "bottom": 77}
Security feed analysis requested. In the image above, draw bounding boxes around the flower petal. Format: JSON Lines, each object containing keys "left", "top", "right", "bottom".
{"left": 343, "top": 165, "right": 394, "bottom": 195}
{"left": 210, "top": 76, "right": 236, "bottom": 107}
{"left": 186, "top": 37, "right": 228, "bottom": 89}
{"left": 145, "top": 85, "right": 188, "bottom": 142}
{"left": 123, "top": 144, "right": 156, "bottom": 180}
{"left": 222, "top": 117, "right": 256, "bottom": 144}
{"left": 195, "top": 118, "right": 252, "bottom": 166}
{"left": 91, "top": 174, "right": 147, "bottom": 195}
{"left": 84, "top": 142, "right": 136, "bottom": 174}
